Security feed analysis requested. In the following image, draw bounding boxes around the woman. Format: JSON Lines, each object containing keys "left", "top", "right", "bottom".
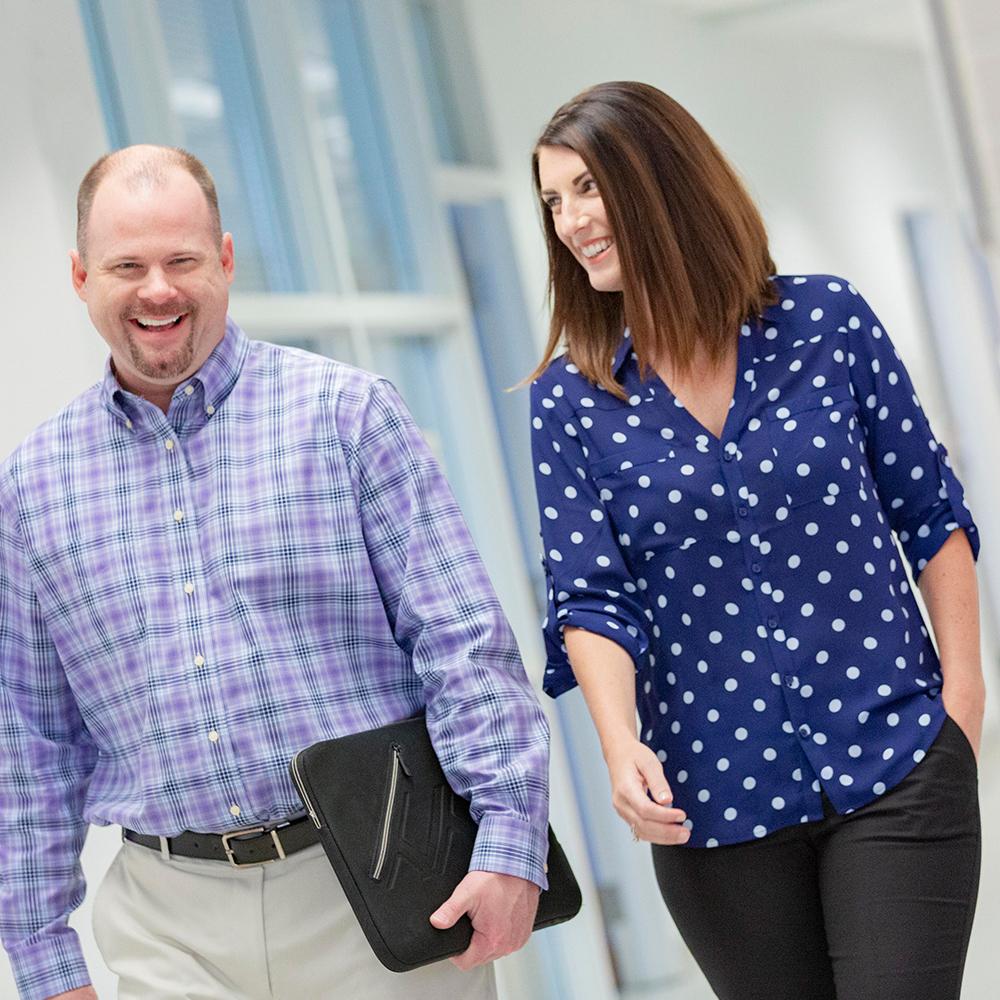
{"left": 529, "top": 81, "right": 983, "bottom": 1000}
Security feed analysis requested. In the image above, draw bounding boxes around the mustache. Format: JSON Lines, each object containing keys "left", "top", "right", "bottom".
{"left": 121, "top": 303, "right": 196, "bottom": 321}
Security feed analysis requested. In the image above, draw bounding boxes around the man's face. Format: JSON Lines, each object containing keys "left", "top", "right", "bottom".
{"left": 71, "top": 167, "right": 234, "bottom": 399}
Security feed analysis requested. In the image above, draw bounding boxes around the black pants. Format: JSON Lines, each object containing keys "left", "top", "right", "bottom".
{"left": 651, "top": 715, "right": 981, "bottom": 1000}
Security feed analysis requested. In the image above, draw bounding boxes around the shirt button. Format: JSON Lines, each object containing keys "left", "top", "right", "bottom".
{"left": 165, "top": 439, "right": 174, "bottom": 451}
{"left": 751, "top": 562, "right": 762, "bottom": 574}
{"left": 723, "top": 451, "right": 735, "bottom": 463}
{"left": 229, "top": 804, "right": 241, "bottom": 817}
{"left": 738, "top": 506, "right": 749, "bottom": 517}
{"left": 767, "top": 615, "right": 779, "bottom": 629}
{"left": 125, "top": 418, "right": 134, "bottom": 430}
{"left": 206, "top": 405, "right": 216, "bottom": 416}
{"left": 208, "top": 730, "right": 220, "bottom": 743}
{"left": 174, "top": 510, "right": 184, "bottom": 523}
{"left": 184, "top": 385, "right": 195, "bottom": 396}
{"left": 193, "top": 654, "right": 206, "bottom": 667}
{"left": 183, "top": 582, "right": 195, "bottom": 595}
{"left": 798, "top": 724, "right": 811, "bottom": 739}
{"left": 784, "top": 674, "right": 797, "bottom": 689}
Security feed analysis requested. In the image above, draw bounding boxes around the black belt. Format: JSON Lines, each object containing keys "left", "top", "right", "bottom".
{"left": 123, "top": 816, "right": 320, "bottom": 868}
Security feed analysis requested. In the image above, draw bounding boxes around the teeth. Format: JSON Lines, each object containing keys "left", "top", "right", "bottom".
{"left": 136, "top": 315, "right": 181, "bottom": 328}
{"left": 581, "top": 238, "right": 612, "bottom": 259}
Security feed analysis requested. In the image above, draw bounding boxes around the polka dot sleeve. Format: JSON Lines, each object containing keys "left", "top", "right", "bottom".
{"left": 530, "top": 374, "right": 651, "bottom": 697}
{"left": 844, "top": 288, "right": 979, "bottom": 577}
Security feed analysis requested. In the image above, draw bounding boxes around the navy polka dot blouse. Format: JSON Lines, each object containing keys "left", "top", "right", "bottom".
{"left": 530, "top": 275, "right": 979, "bottom": 847}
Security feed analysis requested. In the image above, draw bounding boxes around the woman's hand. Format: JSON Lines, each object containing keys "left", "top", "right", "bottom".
{"left": 605, "top": 739, "right": 690, "bottom": 844}
{"left": 942, "top": 678, "right": 985, "bottom": 762}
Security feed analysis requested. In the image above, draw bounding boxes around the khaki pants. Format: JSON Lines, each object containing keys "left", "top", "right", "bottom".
{"left": 93, "top": 839, "right": 498, "bottom": 1000}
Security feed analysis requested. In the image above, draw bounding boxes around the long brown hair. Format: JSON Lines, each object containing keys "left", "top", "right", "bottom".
{"left": 529, "top": 81, "right": 777, "bottom": 397}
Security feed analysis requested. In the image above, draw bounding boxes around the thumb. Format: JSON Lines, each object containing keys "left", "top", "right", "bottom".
{"left": 637, "top": 752, "right": 673, "bottom": 806}
{"left": 430, "top": 884, "right": 471, "bottom": 929}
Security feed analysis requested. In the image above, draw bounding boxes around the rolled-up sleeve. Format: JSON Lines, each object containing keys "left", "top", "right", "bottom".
{"left": 530, "top": 375, "right": 651, "bottom": 698}
{"left": 844, "top": 287, "right": 979, "bottom": 577}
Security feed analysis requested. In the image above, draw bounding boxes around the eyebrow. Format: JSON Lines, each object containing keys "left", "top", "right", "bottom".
{"left": 539, "top": 170, "right": 592, "bottom": 197}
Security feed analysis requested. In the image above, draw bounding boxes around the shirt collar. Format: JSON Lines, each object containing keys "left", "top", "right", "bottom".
{"left": 610, "top": 285, "right": 785, "bottom": 378}
{"left": 100, "top": 316, "right": 250, "bottom": 428}
{"left": 180, "top": 315, "right": 250, "bottom": 415}
{"left": 611, "top": 327, "right": 634, "bottom": 377}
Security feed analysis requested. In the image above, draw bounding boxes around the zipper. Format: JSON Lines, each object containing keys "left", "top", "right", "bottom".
{"left": 290, "top": 751, "right": 322, "bottom": 829}
{"left": 372, "top": 744, "right": 410, "bottom": 881}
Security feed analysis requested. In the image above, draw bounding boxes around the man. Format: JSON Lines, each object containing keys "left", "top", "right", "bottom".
{"left": 0, "top": 145, "right": 550, "bottom": 1000}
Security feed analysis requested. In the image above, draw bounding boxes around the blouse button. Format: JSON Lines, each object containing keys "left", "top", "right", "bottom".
{"left": 767, "top": 615, "right": 779, "bottom": 629}
{"left": 751, "top": 562, "right": 762, "bottom": 574}
{"left": 798, "top": 724, "right": 812, "bottom": 739}
{"left": 738, "top": 506, "right": 749, "bottom": 518}
{"left": 723, "top": 451, "right": 735, "bottom": 462}
{"left": 784, "top": 674, "right": 797, "bottom": 689}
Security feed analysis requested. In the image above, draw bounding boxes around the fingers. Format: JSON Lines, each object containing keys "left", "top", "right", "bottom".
{"left": 610, "top": 749, "right": 690, "bottom": 844}
{"left": 450, "top": 930, "right": 496, "bottom": 971}
{"left": 635, "top": 751, "right": 674, "bottom": 806}
{"left": 633, "top": 817, "right": 691, "bottom": 845}
{"left": 430, "top": 883, "right": 471, "bottom": 930}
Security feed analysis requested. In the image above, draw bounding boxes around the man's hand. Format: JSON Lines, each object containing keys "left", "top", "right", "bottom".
{"left": 47, "top": 988, "right": 97, "bottom": 1000}
{"left": 429, "top": 870, "right": 540, "bottom": 970}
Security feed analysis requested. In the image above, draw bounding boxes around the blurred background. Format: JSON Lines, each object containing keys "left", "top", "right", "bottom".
{"left": 3, "top": 0, "right": 999, "bottom": 996}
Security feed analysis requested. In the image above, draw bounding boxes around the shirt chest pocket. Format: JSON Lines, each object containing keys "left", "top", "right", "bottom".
{"left": 589, "top": 447, "right": 730, "bottom": 557}
{"left": 765, "top": 382, "right": 865, "bottom": 509}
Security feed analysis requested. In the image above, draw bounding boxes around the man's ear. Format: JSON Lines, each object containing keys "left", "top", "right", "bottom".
{"left": 220, "top": 232, "right": 235, "bottom": 285}
{"left": 70, "top": 250, "right": 88, "bottom": 301}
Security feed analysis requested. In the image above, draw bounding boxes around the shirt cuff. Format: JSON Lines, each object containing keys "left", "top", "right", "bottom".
{"left": 7, "top": 925, "right": 90, "bottom": 1000}
{"left": 542, "top": 607, "right": 649, "bottom": 698}
{"left": 469, "top": 811, "right": 550, "bottom": 890}
{"left": 899, "top": 450, "right": 980, "bottom": 579}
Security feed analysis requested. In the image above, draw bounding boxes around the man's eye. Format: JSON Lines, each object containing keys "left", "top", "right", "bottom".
{"left": 116, "top": 263, "right": 139, "bottom": 271}
{"left": 172, "top": 257, "right": 195, "bottom": 265}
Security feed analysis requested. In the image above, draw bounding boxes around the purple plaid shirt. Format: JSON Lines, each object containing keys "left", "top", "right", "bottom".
{"left": 0, "top": 320, "right": 550, "bottom": 1000}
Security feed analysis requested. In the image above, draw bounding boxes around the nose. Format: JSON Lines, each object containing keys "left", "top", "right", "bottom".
{"left": 558, "top": 197, "right": 591, "bottom": 240}
{"left": 137, "top": 266, "right": 177, "bottom": 304}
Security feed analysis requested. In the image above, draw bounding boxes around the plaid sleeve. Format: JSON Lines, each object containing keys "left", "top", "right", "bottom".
{"left": 844, "top": 286, "right": 979, "bottom": 578}
{"left": 343, "top": 379, "right": 551, "bottom": 888}
{"left": 0, "top": 491, "right": 96, "bottom": 1000}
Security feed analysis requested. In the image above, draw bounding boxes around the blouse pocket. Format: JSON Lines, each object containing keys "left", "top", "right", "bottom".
{"left": 591, "top": 450, "right": 726, "bottom": 557}
{"left": 765, "top": 382, "right": 865, "bottom": 509}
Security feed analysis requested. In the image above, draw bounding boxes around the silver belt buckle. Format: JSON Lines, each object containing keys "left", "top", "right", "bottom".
{"left": 221, "top": 825, "right": 287, "bottom": 868}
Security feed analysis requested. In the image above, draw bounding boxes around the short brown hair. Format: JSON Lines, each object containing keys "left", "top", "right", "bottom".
{"left": 529, "top": 81, "right": 777, "bottom": 396}
{"left": 76, "top": 145, "right": 223, "bottom": 261}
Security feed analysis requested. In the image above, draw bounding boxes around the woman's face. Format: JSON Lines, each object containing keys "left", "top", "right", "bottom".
{"left": 537, "top": 145, "right": 622, "bottom": 293}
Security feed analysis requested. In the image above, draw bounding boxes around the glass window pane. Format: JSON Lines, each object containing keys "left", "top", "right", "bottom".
{"left": 244, "top": 328, "right": 357, "bottom": 367}
{"left": 295, "top": 0, "right": 419, "bottom": 292}
{"left": 79, "top": 0, "right": 304, "bottom": 293}
{"left": 449, "top": 200, "right": 541, "bottom": 588}
{"left": 367, "top": 333, "right": 464, "bottom": 491}
{"left": 408, "top": 0, "right": 495, "bottom": 167}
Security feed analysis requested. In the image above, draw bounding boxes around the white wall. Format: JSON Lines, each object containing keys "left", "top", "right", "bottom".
{"left": 1, "top": 0, "right": 108, "bottom": 461}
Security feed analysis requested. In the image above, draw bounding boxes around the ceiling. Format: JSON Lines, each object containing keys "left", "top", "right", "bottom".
{"left": 647, "top": 0, "right": 931, "bottom": 52}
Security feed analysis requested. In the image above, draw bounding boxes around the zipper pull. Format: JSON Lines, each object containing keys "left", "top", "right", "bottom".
{"left": 392, "top": 744, "right": 412, "bottom": 777}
